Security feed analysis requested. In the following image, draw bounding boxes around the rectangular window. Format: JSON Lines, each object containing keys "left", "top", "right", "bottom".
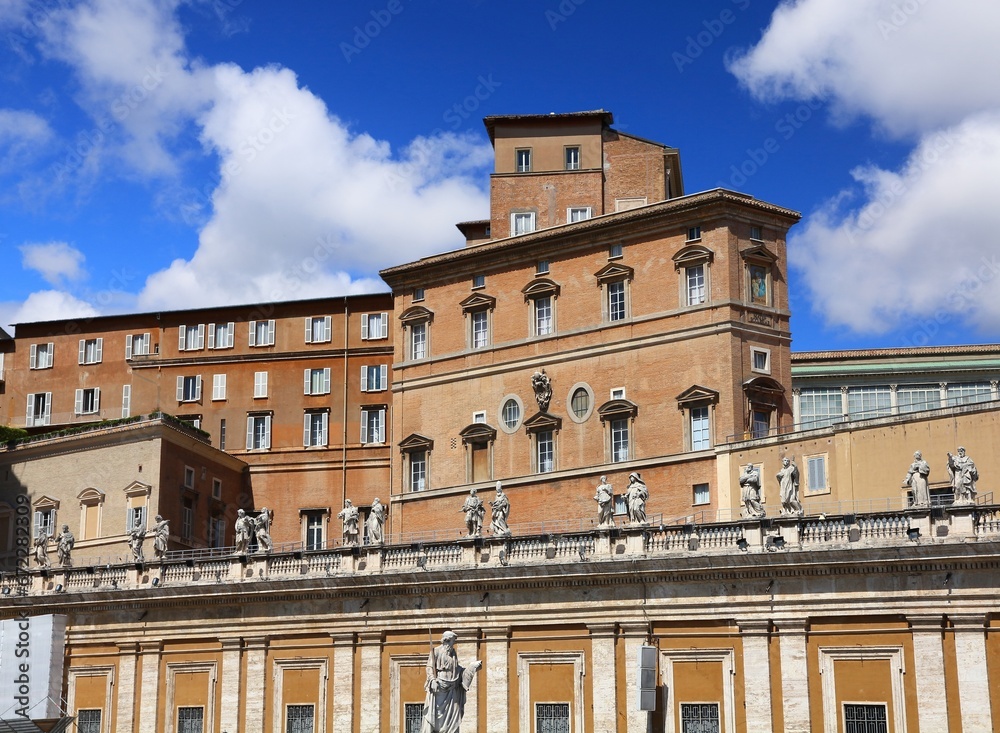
{"left": 515, "top": 148, "right": 532, "bottom": 172}
{"left": 536, "top": 260, "right": 550, "bottom": 275}
{"left": 534, "top": 296, "right": 553, "bottom": 336}
{"left": 843, "top": 703, "right": 888, "bottom": 733}
{"left": 246, "top": 414, "right": 271, "bottom": 450}
{"left": 404, "top": 703, "right": 424, "bottom": 733}
{"left": 78, "top": 337, "right": 103, "bottom": 365}
{"left": 207, "top": 321, "right": 235, "bottom": 349}
{"left": 750, "top": 225, "right": 763, "bottom": 241}
{"left": 253, "top": 371, "right": 268, "bottom": 398}
{"left": 304, "top": 515, "right": 324, "bottom": 552}
{"left": 249, "top": 319, "right": 276, "bottom": 347}
{"left": 751, "top": 347, "right": 770, "bottom": 374}
{"left": 179, "top": 324, "right": 205, "bottom": 351}
{"left": 304, "top": 367, "right": 332, "bottom": 395}
{"left": 751, "top": 409, "right": 771, "bottom": 439}
{"left": 472, "top": 311, "right": 489, "bottom": 348}
{"left": 29, "top": 342, "right": 54, "bottom": 369}
{"left": 212, "top": 478, "right": 222, "bottom": 500}
{"left": 410, "top": 450, "right": 427, "bottom": 492}
{"left": 512, "top": 212, "right": 536, "bottom": 236}
{"left": 126, "top": 505, "right": 146, "bottom": 534}
{"left": 611, "top": 418, "right": 629, "bottom": 463}
{"left": 361, "top": 312, "right": 389, "bottom": 340}
{"left": 806, "top": 454, "right": 828, "bottom": 493}
{"left": 361, "top": 408, "right": 386, "bottom": 444}
{"left": 536, "top": 430, "right": 554, "bottom": 473}
{"left": 472, "top": 274, "right": 485, "bottom": 289}
{"left": 535, "top": 703, "right": 570, "bottom": 733}
{"left": 946, "top": 382, "right": 991, "bottom": 406}
{"left": 847, "top": 386, "right": 892, "bottom": 420}
{"left": 686, "top": 264, "right": 706, "bottom": 305}
{"left": 33, "top": 508, "right": 55, "bottom": 538}
{"left": 304, "top": 315, "right": 332, "bottom": 344}
{"left": 122, "top": 384, "right": 131, "bottom": 418}
{"left": 77, "top": 709, "right": 101, "bottom": 733}
{"left": 177, "top": 706, "right": 204, "bottom": 733}
{"left": 219, "top": 419, "right": 227, "bottom": 451}
{"left": 125, "top": 333, "right": 150, "bottom": 358}
{"left": 181, "top": 498, "right": 193, "bottom": 540}
{"left": 303, "top": 412, "right": 329, "bottom": 447}
{"left": 609, "top": 243, "right": 623, "bottom": 259}
{"left": 611, "top": 387, "right": 626, "bottom": 400}
{"left": 565, "top": 146, "right": 581, "bottom": 170}
{"left": 175, "top": 376, "right": 202, "bottom": 403}
{"left": 473, "top": 411, "right": 487, "bottom": 424}
{"left": 212, "top": 374, "right": 227, "bottom": 401}
{"left": 693, "top": 483, "right": 710, "bottom": 505}
{"left": 410, "top": 323, "right": 427, "bottom": 360}
{"left": 608, "top": 281, "right": 626, "bottom": 322}
{"left": 568, "top": 206, "right": 591, "bottom": 222}
{"left": 183, "top": 466, "right": 195, "bottom": 489}
{"left": 687, "top": 226, "right": 702, "bottom": 241}
{"left": 209, "top": 515, "right": 225, "bottom": 548}
{"left": 799, "top": 388, "right": 844, "bottom": 429}
{"left": 680, "top": 703, "right": 719, "bottom": 733}
{"left": 897, "top": 384, "right": 941, "bottom": 413}
{"left": 413, "top": 287, "right": 425, "bottom": 302}
{"left": 691, "top": 406, "right": 711, "bottom": 450}
{"left": 74, "top": 387, "right": 101, "bottom": 416}
{"left": 361, "top": 365, "right": 388, "bottom": 392}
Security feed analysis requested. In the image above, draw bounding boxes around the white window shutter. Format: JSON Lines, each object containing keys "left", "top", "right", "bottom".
{"left": 46, "top": 343, "right": 53, "bottom": 367}
{"left": 176, "top": 376, "right": 184, "bottom": 402}
{"left": 125, "top": 335, "right": 133, "bottom": 359}
{"left": 360, "top": 411, "right": 368, "bottom": 443}
{"left": 78, "top": 339, "right": 85, "bottom": 364}
{"left": 380, "top": 313, "right": 388, "bottom": 338}
{"left": 95, "top": 338, "right": 103, "bottom": 362}
{"left": 249, "top": 321, "right": 256, "bottom": 346}
{"left": 43, "top": 393, "right": 51, "bottom": 422}
{"left": 323, "top": 368, "right": 331, "bottom": 394}
{"left": 361, "top": 314, "right": 369, "bottom": 340}
{"left": 197, "top": 325, "right": 205, "bottom": 349}
{"left": 143, "top": 333, "right": 150, "bottom": 354}
{"left": 267, "top": 320, "right": 275, "bottom": 345}
{"left": 378, "top": 409, "right": 386, "bottom": 443}
{"left": 227, "top": 323, "right": 235, "bottom": 347}
{"left": 321, "top": 413, "right": 328, "bottom": 445}
{"left": 178, "top": 326, "right": 186, "bottom": 350}
{"left": 304, "top": 318, "right": 312, "bottom": 343}
{"left": 207, "top": 323, "right": 216, "bottom": 349}
{"left": 29, "top": 344, "right": 37, "bottom": 369}
{"left": 360, "top": 366, "right": 368, "bottom": 392}
{"left": 263, "top": 415, "right": 271, "bottom": 449}
{"left": 26, "top": 394, "right": 34, "bottom": 427}
{"left": 246, "top": 417, "right": 254, "bottom": 450}
{"left": 304, "top": 368, "right": 312, "bottom": 395}
{"left": 379, "top": 365, "right": 387, "bottom": 391}
{"left": 76, "top": 388, "right": 84, "bottom": 416}
{"left": 303, "top": 413, "right": 311, "bottom": 446}
{"left": 122, "top": 385, "right": 131, "bottom": 418}
{"left": 195, "top": 375, "right": 202, "bottom": 400}
{"left": 323, "top": 316, "right": 331, "bottom": 341}
{"left": 94, "top": 387, "right": 101, "bottom": 412}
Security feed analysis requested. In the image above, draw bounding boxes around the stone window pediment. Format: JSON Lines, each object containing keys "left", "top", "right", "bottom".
{"left": 399, "top": 433, "right": 434, "bottom": 453}
{"left": 521, "top": 278, "right": 561, "bottom": 302}
{"left": 459, "top": 293, "right": 496, "bottom": 313}
{"left": 77, "top": 488, "right": 105, "bottom": 505}
{"left": 676, "top": 385, "right": 720, "bottom": 407}
{"left": 740, "top": 244, "right": 778, "bottom": 265}
{"left": 522, "top": 411, "right": 562, "bottom": 433}
{"left": 123, "top": 481, "right": 152, "bottom": 499}
{"left": 594, "top": 262, "right": 634, "bottom": 284}
{"left": 33, "top": 495, "right": 60, "bottom": 510}
{"left": 399, "top": 305, "right": 434, "bottom": 325}
{"left": 744, "top": 376, "right": 785, "bottom": 406}
{"left": 459, "top": 423, "right": 497, "bottom": 445}
{"left": 672, "top": 244, "right": 715, "bottom": 270}
{"left": 596, "top": 398, "right": 638, "bottom": 421}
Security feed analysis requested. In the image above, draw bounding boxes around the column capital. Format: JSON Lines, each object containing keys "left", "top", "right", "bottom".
{"left": 791, "top": 388, "right": 801, "bottom": 396}
{"left": 117, "top": 642, "right": 139, "bottom": 654}
{"left": 738, "top": 619, "right": 772, "bottom": 635}
{"left": 219, "top": 637, "right": 242, "bottom": 652}
{"left": 587, "top": 623, "right": 617, "bottom": 638}
{"left": 773, "top": 617, "right": 809, "bottom": 633}
{"left": 138, "top": 640, "right": 162, "bottom": 655}
{"left": 619, "top": 623, "right": 649, "bottom": 639}
{"left": 949, "top": 614, "right": 986, "bottom": 631}
{"left": 481, "top": 627, "right": 510, "bottom": 642}
{"left": 329, "top": 632, "right": 355, "bottom": 646}
{"left": 243, "top": 636, "right": 269, "bottom": 651}
{"left": 358, "top": 630, "right": 383, "bottom": 645}
{"left": 908, "top": 615, "right": 945, "bottom": 632}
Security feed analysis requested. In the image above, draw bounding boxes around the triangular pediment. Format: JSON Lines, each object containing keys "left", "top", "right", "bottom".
{"left": 594, "top": 262, "right": 634, "bottom": 284}
{"left": 672, "top": 244, "right": 714, "bottom": 270}
{"left": 32, "top": 494, "right": 60, "bottom": 510}
{"left": 676, "top": 385, "right": 720, "bottom": 406}
{"left": 399, "top": 305, "right": 434, "bottom": 325}
{"left": 459, "top": 423, "right": 497, "bottom": 444}
{"left": 521, "top": 278, "right": 561, "bottom": 302}
{"left": 123, "top": 480, "right": 152, "bottom": 498}
{"left": 399, "top": 433, "right": 434, "bottom": 452}
{"left": 459, "top": 293, "right": 496, "bottom": 312}
{"left": 522, "top": 411, "right": 562, "bottom": 433}
{"left": 740, "top": 244, "right": 778, "bottom": 264}
{"left": 597, "top": 398, "right": 639, "bottom": 420}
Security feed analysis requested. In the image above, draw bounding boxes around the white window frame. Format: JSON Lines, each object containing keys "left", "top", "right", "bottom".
{"left": 608, "top": 243, "right": 623, "bottom": 259}
{"left": 567, "top": 206, "right": 592, "bottom": 223}
{"left": 212, "top": 374, "right": 227, "bottom": 401}
{"left": 515, "top": 147, "right": 532, "bottom": 173}
{"left": 304, "top": 367, "right": 332, "bottom": 396}
{"left": 183, "top": 466, "right": 195, "bottom": 489}
{"left": 511, "top": 211, "right": 536, "bottom": 236}
{"left": 360, "top": 407, "right": 386, "bottom": 444}
{"left": 122, "top": 384, "right": 131, "bottom": 418}
{"left": 125, "top": 333, "right": 150, "bottom": 359}
{"left": 516, "top": 653, "right": 584, "bottom": 733}
{"left": 303, "top": 411, "right": 329, "bottom": 448}
{"left": 819, "top": 646, "right": 906, "bottom": 733}
{"left": 607, "top": 280, "right": 627, "bottom": 322}
{"left": 361, "top": 313, "right": 389, "bottom": 340}
{"left": 693, "top": 483, "right": 710, "bottom": 506}
{"left": 564, "top": 145, "right": 581, "bottom": 170}
{"left": 471, "top": 310, "right": 490, "bottom": 349}
{"left": 410, "top": 322, "right": 427, "bottom": 360}
{"left": 686, "top": 226, "right": 702, "bottom": 241}
{"left": 246, "top": 414, "right": 272, "bottom": 451}
{"left": 361, "top": 365, "right": 388, "bottom": 392}
{"left": 610, "top": 418, "right": 629, "bottom": 463}
{"left": 409, "top": 450, "right": 427, "bottom": 493}
{"left": 207, "top": 322, "right": 235, "bottom": 350}
{"left": 750, "top": 347, "right": 771, "bottom": 375}
{"left": 535, "top": 430, "right": 555, "bottom": 473}
{"left": 178, "top": 324, "right": 205, "bottom": 352}
{"left": 74, "top": 387, "right": 101, "bottom": 416}
{"left": 305, "top": 315, "right": 332, "bottom": 344}
{"left": 611, "top": 387, "right": 626, "bottom": 400}
{"left": 660, "top": 648, "right": 735, "bottom": 733}
{"left": 686, "top": 263, "right": 707, "bottom": 306}
{"left": 78, "top": 338, "right": 103, "bottom": 365}
{"left": 176, "top": 376, "right": 202, "bottom": 403}
{"left": 29, "top": 343, "right": 54, "bottom": 370}
{"left": 690, "top": 405, "right": 711, "bottom": 451}
{"left": 805, "top": 453, "right": 830, "bottom": 495}
{"left": 249, "top": 319, "right": 276, "bottom": 347}
{"left": 533, "top": 295, "right": 553, "bottom": 336}
{"left": 253, "top": 372, "right": 268, "bottom": 399}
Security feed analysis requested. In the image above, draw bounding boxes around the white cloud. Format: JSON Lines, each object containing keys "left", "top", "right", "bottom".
{"left": 19, "top": 241, "right": 87, "bottom": 285}
{"left": 0, "top": 109, "right": 54, "bottom": 166}
{"left": 4, "top": 290, "right": 100, "bottom": 327}
{"left": 729, "top": 0, "right": 1000, "bottom": 337}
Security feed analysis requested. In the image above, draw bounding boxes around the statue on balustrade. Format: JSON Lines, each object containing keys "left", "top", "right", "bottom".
{"left": 904, "top": 451, "right": 931, "bottom": 507}
{"left": 127, "top": 518, "right": 146, "bottom": 563}
{"left": 777, "top": 457, "right": 803, "bottom": 516}
{"left": 740, "top": 464, "right": 765, "bottom": 518}
{"left": 625, "top": 472, "right": 648, "bottom": 525}
{"left": 234, "top": 509, "right": 251, "bottom": 554}
{"left": 461, "top": 489, "right": 485, "bottom": 537}
{"left": 421, "top": 631, "right": 481, "bottom": 733}
{"left": 367, "top": 498, "right": 386, "bottom": 545}
{"left": 594, "top": 475, "right": 614, "bottom": 528}
{"left": 947, "top": 447, "right": 979, "bottom": 504}
{"left": 254, "top": 508, "right": 273, "bottom": 553}
{"left": 338, "top": 500, "right": 360, "bottom": 545}
{"left": 33, "top": 532, "right": 50, "bottom": 568}
{"left": 56, "top": 525, "right": 74, "bottom": 567}
{"left": 153, "top": 515, "right": 170, "bottom": 560}
{"left": 489, "top": 481, "right": 511, "bottom": 536}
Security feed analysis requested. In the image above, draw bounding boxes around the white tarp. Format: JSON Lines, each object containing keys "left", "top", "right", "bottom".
{"left": 0, "top": 614, "right": 67, "bottom": 720}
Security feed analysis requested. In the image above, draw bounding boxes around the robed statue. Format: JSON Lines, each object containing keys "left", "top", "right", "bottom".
{"left": 421, "top": 631, "right": 481, "bottom": 733}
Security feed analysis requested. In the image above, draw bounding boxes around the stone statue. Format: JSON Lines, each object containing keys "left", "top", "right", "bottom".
{"left": 56, "top": 525, "right": 74, "bottom": 567}
{"left": 947, "top": 447, "right": 978, "bottom": 504}
{"left": 152, "top": 515, "right": 170, "bottom": 560}
{"left": 254, "top": 508, "right": 273, "bottom": 553}
{"left": 234, "top": 509, "right": 251, "bottom": 554}
{"left": 904, "top": 451, "right": 931, "bottom": 507}
{"left": 740, "top": 464, "right": 765, "bottom": 518}
{"left": 531, "top": 370, "right": 552, "bottom": 412}
{"left": 777, "top": 457, "right": 803, "bottom": 516}
{"left": 421, "top": 631, "right": 481, "bottom": 733}
{"left": 625, "top": 472, "right": 648, "bottom": 525}
{"left": 594, "top": 475, "right": 614, "bottom": 527}
{"left": 337, "top": 500, "right": 360, "bottom": 545}
{"left": 461, "top": 489, "right": 485, "bottom": 537}
{"left": 367, "top": 498, "right": 386, "bottom": 545}
{"left": 33, "top": 532, "right": 50, "bottom": 568}
{"left": 127, "top": 518, "right": 146, "bottom": 563}
{"left": 489, "top": 481, "right": 511, "bottom": 536}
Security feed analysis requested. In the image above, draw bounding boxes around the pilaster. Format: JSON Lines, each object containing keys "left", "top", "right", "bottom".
{"left": 115, "top": 642, "right": 139, "bottom": 733}
{"left": 242, "top": 636, "right": 269, "bottom": 733}
{"left": 219, "top": 638, "right": 243, "bottom": 732}
{"left": 739, "top": 621, "right": 773, "bottom": 733}
{"left": 482, "top": 627, "right": 510, "bottom": 733}
{"left": 331, "top": 633, "right": 356, "bottom": 733}
{"left": 359, "top": 631, "right": 384, "bottom": 733}
{"left": 776, "top": 618, "right": 810, "bottom": 733}
{"left": 454, "top": 629, "right": 480, "bottom": 733}
{"left": 621, "top": 623, "right": 649, "bottom": 733}
{"left": 951, "top": 614, "right": 991, "bottom": 733}
{"left": 136, "top": 641, "right": 162, "bottom": 733}
{"left": 909, "top": 616, "right": 948, "bottom": 732}
{"left": 589, "top": 624, "right": 618, "bottom": 733}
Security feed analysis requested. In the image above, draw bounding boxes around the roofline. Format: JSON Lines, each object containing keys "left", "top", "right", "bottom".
{"left": 483, "top": 109, "right": 614, "bottom": 143}
{"left": 380, "top": 188, "right": 800, "bottom": 281}
{"left": 610, "top": 128, "right": 677, "bottom": 151}
{"left": 792, "top": 344, "right": 1000, "bottom": 362}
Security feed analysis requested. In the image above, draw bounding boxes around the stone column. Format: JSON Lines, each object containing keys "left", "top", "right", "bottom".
{"left": 952, "top": 615, "right": 991, "bottom": 733}
{"left": 331, "top": 633, "right": 355, "bottom": 733}
{"left": 455, "top": 629, "right": 479, "bottom": 733}
{"left": 621, "top": 624, "right": 649, "bottom": 733}
{"left": 776, "top": 618, "right": 810, "bottom": 733}
{"left": 242, "top": 637, "right": 269, "bottom": 733}
{"left": 840, "top": 386, "right": 849, "bottom": 421}
{"left": 219, "top": 638, "right": 243, "bottom": 732}
{"left": 889, "top": 384, "right": 899, "bottom": 414}
{"left": 136, "top": 641, "right": 162, "bottom": 733}
{"left": 115, "top": 643, "right": 139, "bottom": 733}
{"left": 909, "top": 616, "right": 948, "bottom": 732}
{"left": 589, "top": 624, "right": 618, "bottom": 733}
{"left": 359, "top": 631, "right": 383, "bottom": 733}
{"left": 791, "top": 388, "right": 801, "bottom": 428}
{"left": 739, "top": 621, "right": 773, "bottom": 733}
{"left": 482, "top": 627, "right": 510, "bottom": 733}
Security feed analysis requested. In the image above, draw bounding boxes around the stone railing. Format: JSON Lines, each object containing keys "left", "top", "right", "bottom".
{"left": 8, "top": 505, "right": 998, "bottom": 596}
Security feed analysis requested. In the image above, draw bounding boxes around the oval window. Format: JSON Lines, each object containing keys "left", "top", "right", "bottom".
{"left": 571, "top": 387, "right": 590, "bottom": 418}
{"left": 502, "top": 398, "right": 521, "bottom": 430}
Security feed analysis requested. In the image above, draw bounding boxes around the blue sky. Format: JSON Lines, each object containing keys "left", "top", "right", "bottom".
{"left": 2, "top": 0, "right": 999, "bottom": 351}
